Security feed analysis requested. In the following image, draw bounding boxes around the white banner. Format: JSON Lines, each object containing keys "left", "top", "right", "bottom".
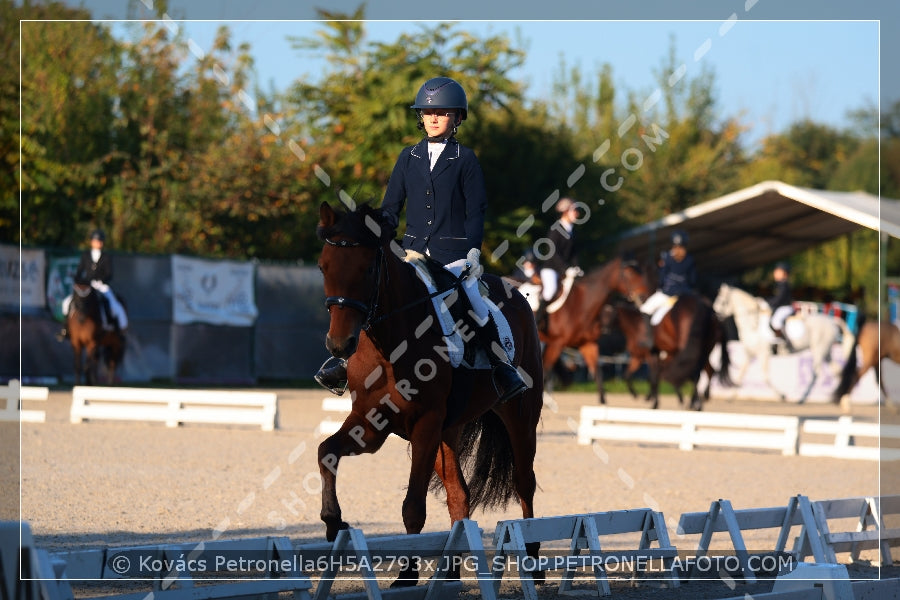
{"left": 171, "top": 255, "right": 258, "bottom": 326}
{"left": 704, "top": 341, "right": 880, "bottom": 404}
{"left": 0, "top": 243, "right": 46, "bottom": 310}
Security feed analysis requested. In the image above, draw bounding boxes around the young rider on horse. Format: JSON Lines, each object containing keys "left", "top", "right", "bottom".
{"left": 638, "top": 229, "right": 696, "bottom": 347}
{"left": 58, "top": 229, "right": 128, "bottom": 340}
{"left": 767, "top": 261, "right": 795, "bottom": 351}
{"left": 314, "top": 76, "right": 528, "bottom": 403}
{"left": 535, "top": 197, "right": 582, "bottom": 329}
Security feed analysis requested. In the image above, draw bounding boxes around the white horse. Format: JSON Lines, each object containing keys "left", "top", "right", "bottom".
{"left": 712, "top": 283, "right": 854, "bottom": 403}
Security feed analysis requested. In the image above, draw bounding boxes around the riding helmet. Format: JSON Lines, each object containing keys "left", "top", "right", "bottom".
{"left": 775, "top": 261, "right": 791, "bottom": 273}
{"left": 410, "top": 77, "right": 468, "bottom": 121}
{"left": 670, "top": 230, "right": 688, "bottom": 247}
{"left": 90, "top": 228, "right": 106, "bottom": 242}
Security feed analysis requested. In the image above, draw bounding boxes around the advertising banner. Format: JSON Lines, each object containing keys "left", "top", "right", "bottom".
{"left": 0, "top": 243, "right": 47, "bottom": 311}
{"left": 172, "top": 255, "right": 258, "bottom": 326}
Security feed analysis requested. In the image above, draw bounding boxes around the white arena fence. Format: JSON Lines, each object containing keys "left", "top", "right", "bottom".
{"left": 70, "top": 386, "right": 278, "bottom": 431}
{"left": 0, "top": 379, "right": 48, "bottom": 423}
{"left": 577, "top": 406, "right": 899, "bottom": 461}
{"left": 7, "top": 494, "right": 899, "bottom": 599}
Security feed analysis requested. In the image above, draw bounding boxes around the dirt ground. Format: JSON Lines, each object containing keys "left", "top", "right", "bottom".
{"left": 7, "top": 388, "right": 900, "bottom": 598}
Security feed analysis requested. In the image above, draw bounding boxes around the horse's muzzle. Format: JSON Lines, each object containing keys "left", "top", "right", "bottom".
{"left": 325, "top": 334, "right": 357, "bottom": 359}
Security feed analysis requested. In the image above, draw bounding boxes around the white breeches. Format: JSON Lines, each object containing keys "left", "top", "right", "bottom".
{"left": 640, "top": 290, "right": 672, "bottom": 315}
{"left": 444, "top": 259, "right": 489, "bottom": 323}
{"left": 771, "top": 305, "right": 792, "bottom": 330}
{"left": 539, "top": 268, "right": 559, "bottom": 301}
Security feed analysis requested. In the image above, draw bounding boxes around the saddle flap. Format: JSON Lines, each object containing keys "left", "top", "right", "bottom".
{"left": 404, "top": 251, "right": 515, "bottom": 368}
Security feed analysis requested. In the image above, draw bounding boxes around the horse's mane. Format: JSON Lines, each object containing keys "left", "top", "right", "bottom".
{"left": 316, "top": 201, "right": 396, "bottom": 246}
{"left": 583, "top": 254, "right": 643, "bottom": 282}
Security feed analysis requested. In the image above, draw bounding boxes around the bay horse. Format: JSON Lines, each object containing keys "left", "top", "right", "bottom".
{"left": 598, "top": 295, "right": 733, "bottom": 410}
{"left": 540, "top": 257, "right": 649, "bottom": 390}
{"left": 315, "top": 202, "right": 543, "bottom": 585}
{"left": 713, "top": 283, "right": 854, "bottom": 403}
{"left": 67, "top": 282, "right": 125, "bottom": 385}
{"left": 832, "top": 315, "right": 900, "bottom": 405}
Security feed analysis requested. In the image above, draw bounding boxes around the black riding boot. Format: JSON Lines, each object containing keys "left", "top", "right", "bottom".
{"left": 773, "top": 328, "right": 794, "bottom": 353}
{"left": 315, "top": 357, "right": 349, "bottom": 395}
{"left": 478, "top": 317, "right": 528, "bottom": 403}
{"left": 639, "top": 312, "right": 654, "bottom": 349}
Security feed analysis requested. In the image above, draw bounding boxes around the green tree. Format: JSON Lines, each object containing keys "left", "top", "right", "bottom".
{"left": 15, "top": 1, "right": 121, "bottom": 246}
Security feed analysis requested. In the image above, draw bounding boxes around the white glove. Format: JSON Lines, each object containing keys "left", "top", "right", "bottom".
{"left": 565, "top": 266, "right": 584, "bottom": 278}
{"left": 91, "top": 280, "right": 110, "bottom": 293}
{"left": 465, "top": 248, "right": 483, "bottom": 279}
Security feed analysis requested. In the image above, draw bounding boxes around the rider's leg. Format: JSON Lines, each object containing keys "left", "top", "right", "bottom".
{"left": 638, "top": 292, "right": 667, "bottom": 349}
{"left": 536, "top": 268, "right": 557, "bottom": 330}
{"left": 464, "top": 277, "right": 528, "bottom": 403}
{"left": 56, "top": 294, "right": 72, "bottom": 341}
{"left": 770, "top": 308, "right": 794, "bottom": 352}
{"left": 104, "top": 290, "right": 128, "bottom": 330}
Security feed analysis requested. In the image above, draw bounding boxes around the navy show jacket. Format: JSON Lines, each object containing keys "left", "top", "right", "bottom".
{"left": 381, "top": 138, "right": 487, "bottom": 265}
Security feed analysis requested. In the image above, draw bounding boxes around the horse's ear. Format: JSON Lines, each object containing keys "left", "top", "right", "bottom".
{"left": 319, "top": 202, "right": 336, "bottom": 228}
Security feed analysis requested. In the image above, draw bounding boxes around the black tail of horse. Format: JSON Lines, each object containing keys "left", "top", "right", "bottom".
{"left": 430, "top": 411, "right": 517, "bottom": 510}
{"left": 832, "top": 314, "right": 863, "bottom": 403}
{"left": 662, "top": 299, "right": 711, "bottom": 386}
{"left": 714, "top": 314, "right": 734, "bottom": 387}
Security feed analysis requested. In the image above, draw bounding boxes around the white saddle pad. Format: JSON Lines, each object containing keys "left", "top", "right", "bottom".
{"left": 406, "top": 254, "right": 515, "bottom": 369}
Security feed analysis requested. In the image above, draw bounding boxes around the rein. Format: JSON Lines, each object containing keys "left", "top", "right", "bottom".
{"left": 323, "top": 237, "right": 469, "bottom": 331}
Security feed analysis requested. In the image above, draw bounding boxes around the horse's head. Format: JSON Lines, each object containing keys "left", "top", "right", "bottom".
{"left": 712, "top": 283, "right": 731, "bottom": 316}
{"left": 617, "top": 258, "right": 651, "bottom": 304}
{"left": 317, "top": 201, "right": 395, "bottom": 359}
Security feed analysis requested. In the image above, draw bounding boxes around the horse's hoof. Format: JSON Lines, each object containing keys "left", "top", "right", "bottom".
{"left": 325, "top": 520, "right": 349, "bottom": 542}
{"left": 532, "top": 569, "right": 547, "bottom": 584}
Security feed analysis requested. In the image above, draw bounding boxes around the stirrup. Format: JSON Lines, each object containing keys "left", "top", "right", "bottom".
{"left": 315, "top": 357, "right": 349, "bottom": 396}
{"left": 491, "top": 362, "right": 528, "bottom": 403}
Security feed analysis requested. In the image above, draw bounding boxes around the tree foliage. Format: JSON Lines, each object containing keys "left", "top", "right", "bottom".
{"left": 6, "top": 1, "right": 892, "bottom": 314}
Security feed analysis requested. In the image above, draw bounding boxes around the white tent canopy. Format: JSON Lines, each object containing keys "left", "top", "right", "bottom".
{"left": 613, "top": 180, "right": 900, "bottom": 276}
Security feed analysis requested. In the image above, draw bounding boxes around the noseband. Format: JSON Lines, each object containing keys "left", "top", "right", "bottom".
{"left": 323, "top": 237, "right": 384, "bottom": 331}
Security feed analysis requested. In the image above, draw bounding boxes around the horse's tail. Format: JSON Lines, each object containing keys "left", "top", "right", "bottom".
{"left": 832, "top": 313, "right": 863, "bottom": 403}
{"left": 714, "top": 314, "right": 734, "bottom": 387}
{"left": 454, "top": 410, "right": 517, "bottom": 511}
{"left": 663, "top": 299, "right": 711, "bottom": 385}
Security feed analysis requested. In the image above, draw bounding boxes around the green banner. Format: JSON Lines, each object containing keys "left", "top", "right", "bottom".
{"left": 46, "top": 255, "right": 80, "bottom": 321}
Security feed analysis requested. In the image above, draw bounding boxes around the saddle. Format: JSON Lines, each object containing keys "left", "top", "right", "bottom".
{"left": 404, "top": 251, "right": 514, "bottom": 369}
{"left": 546, "top": 266, "right": 583, "bottom": 313}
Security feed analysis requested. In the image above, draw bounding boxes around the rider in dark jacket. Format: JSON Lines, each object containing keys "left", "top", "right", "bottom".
{"left": 315, "top": 77, "right": 527, "bottom": 402}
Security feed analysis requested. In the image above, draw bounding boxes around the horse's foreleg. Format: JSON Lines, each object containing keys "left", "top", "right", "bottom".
{"left": 391, "top": 412, "right": 444, "bottom": 588}
{"left": 85, "top": 344, "right": 100, "bottom": 386}
{"left": 72, "top": 344, "right": 82, "bottom": 386}
{"left": 624, "top": 355, "right": 643, "bottom": 400}
{"left": 576, "top": 343, "right": 603, "bottom": 404}
{"left": 541, "top": 340, "right": 566, "bottom": 390}
{"left": 317, "top": 413, "right": 390, "bottom": 542}
{"left": 646, "top": 355, "right": 661, "bottom": 409}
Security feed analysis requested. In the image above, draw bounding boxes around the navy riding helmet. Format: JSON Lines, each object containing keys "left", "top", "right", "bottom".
{"left": 410, "top": 77, "right": 468, "bottom": 121}
{"left": 670, "top": 230, "right": 688, "bottom": 247}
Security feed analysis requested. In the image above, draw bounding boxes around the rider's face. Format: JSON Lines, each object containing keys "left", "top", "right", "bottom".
{"left": 420, "top": 109, "right": 458, "bottom": 139}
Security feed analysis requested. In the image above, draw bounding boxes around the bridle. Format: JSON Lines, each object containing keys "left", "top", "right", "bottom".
{"left": 322, "top": 237, "right": 385, "bottom": 332}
